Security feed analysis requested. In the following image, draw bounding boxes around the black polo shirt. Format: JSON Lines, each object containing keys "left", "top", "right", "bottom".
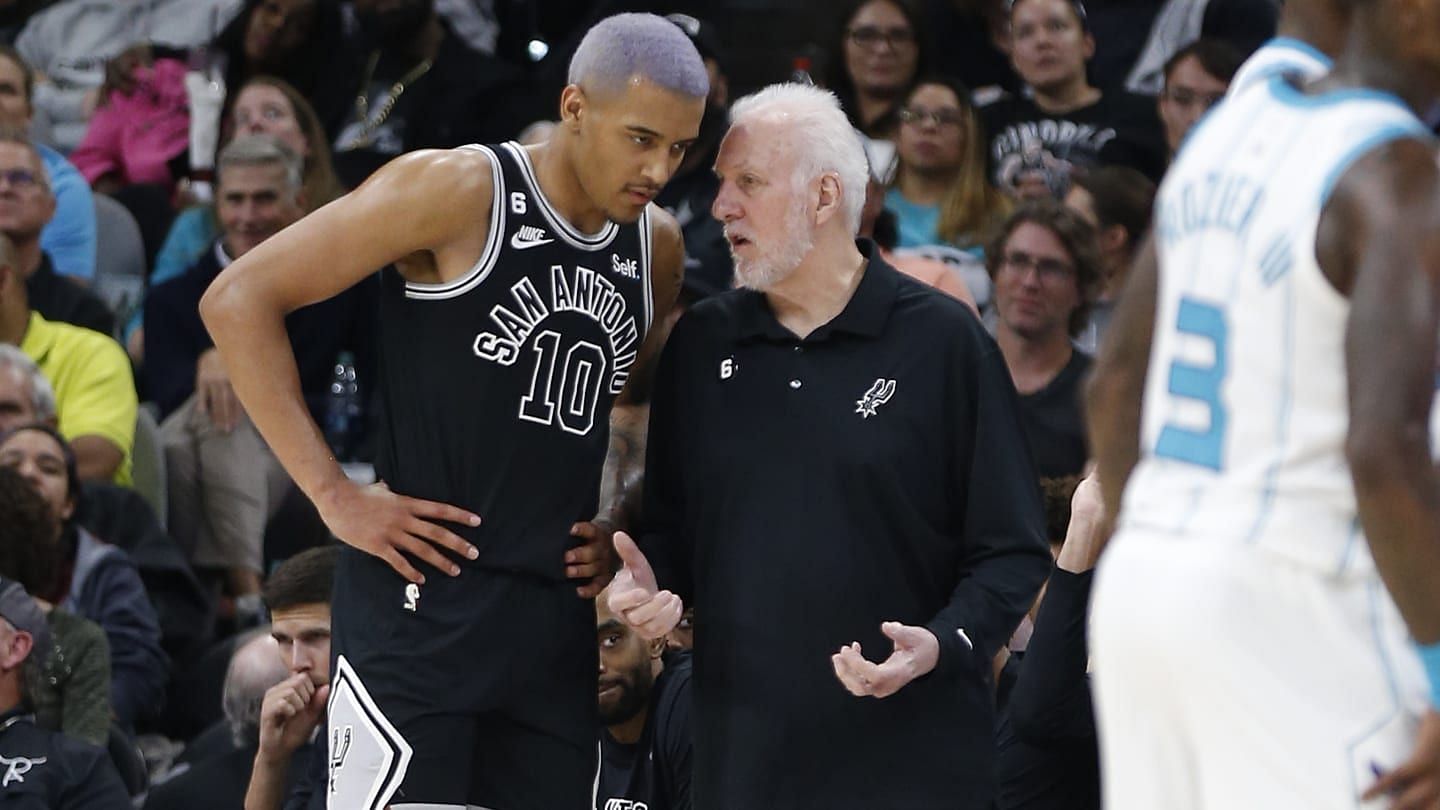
{"left": 642, "top": 241, "right": 1050, "bottom": 810}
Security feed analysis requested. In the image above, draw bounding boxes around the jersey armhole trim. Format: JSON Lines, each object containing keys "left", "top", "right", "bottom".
{"left": 503, "top": 141, "right": 620, "bottom": 251}
{"left": 404, "top": 144, "right": 505, "bottom": 300}
{"left": 1317, "top": 123, "right": 1433, "bottom": 211}
{"left": 641, "top": 204, "right": 654, "bottom": 334}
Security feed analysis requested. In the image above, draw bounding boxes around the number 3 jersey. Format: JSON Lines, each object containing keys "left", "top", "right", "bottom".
{"left": 1119, "top": 76, "right": 1432, "bottom": 577}
{"left": 373, "top": 141, "right": 657, "bottom": 581}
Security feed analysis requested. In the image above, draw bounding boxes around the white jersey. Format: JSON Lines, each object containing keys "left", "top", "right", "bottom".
{"left": 1228, "top": 36, "right": 1332, "bottom": 98}
{"left": 1119, "top": 75, "right": 1433, "bottom": 577}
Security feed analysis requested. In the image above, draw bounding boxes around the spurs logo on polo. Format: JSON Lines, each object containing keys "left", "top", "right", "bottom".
{"left": 855, "top": 378, "right": 897, "bottom": 419}
{"left": 0, "top": 754, "right": 45, "bottom": 787}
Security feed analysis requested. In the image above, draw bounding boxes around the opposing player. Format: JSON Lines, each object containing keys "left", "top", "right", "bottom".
{"left": 1086, "top": 0, "right": 1440, "bottom": 806}
{"left": 201, "top": 14, "right": 707, "bottom": 810}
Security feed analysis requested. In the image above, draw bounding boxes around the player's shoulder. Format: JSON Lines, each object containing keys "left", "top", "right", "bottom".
{"left": 361, "top": 146, "right": 498, "bottom": 210}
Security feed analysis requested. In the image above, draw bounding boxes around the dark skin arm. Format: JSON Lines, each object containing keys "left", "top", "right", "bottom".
{"left": 1326, "top": 138, "right": 1440, "bottom": 810}
{"left": 567, "top": 209, "right": 686, "bottom": 597}
{"left": 1083, "top": 230, "right": 1158, "bottom": 541}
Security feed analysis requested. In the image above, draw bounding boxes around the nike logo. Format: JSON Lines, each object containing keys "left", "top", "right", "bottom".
{"left": 510, "top": 225, "right": 553, "bottom": 250}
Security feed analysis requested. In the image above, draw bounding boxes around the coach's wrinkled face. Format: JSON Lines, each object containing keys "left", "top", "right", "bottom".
{"left": 712, "top": 120, "right": 815, "bottom": 291}
{"left": 596, "top": 592, "right": 661, "bottom": 727}
{"left": 564, "top": 75, "right": 704, "bottom": 225}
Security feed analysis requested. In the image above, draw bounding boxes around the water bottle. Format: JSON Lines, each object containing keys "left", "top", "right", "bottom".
{"left": 325, "top": 351, "right": 360, "bottom": 462}
{"left": 791, "top": 56, "right": 814, "bottom": 86}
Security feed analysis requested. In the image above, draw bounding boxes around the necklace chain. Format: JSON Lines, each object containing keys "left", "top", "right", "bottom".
{"left": 350, "top": 50, "right": 434, "bottom": 148}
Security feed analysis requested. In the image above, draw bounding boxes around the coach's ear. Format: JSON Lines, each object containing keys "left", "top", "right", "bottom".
{"left": 814, "top": 171, "right": 845, "bottom": 228}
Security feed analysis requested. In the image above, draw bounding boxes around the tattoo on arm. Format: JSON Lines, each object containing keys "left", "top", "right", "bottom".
{"left": 598, "top": 406, "right": 648, "bottom": 530}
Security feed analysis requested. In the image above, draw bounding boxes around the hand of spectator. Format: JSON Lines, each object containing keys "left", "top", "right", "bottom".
{"left": 568, "top": 520, "right": 617, "bottom": 599}
{"left": 606, "top": 532, "right": 682, "bottom": 639}
{"left": 257, "top": 674, "right": 329, "bottom": 763}
{"left": 195, "top": 348, "right": 243, "bottom": 433}
{"left": 1363, "top": 710, "right": 1440, "bottom": 809}
{"left": 316, "top": 479, "right": 481, "bottom": 585}
{"left": 100, "top": 44, "right": 152, "bottom": 106}
{"left": 1057, "top": 470, "right": 1108, "bottom": 573}
{"left": 831, "top": 622, "right": 940, "bottom": 699}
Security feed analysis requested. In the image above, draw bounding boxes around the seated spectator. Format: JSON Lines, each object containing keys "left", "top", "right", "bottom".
{"left": 597, "top": 585, "right": 693, "bottom": 810}
{"left": 920, "top": 0, "right": 1019, "bottom": 99}
{"left": 0, "top": 464, "right": 111, "bottom": 748}
{"left": 328, "top": 0, "right": 529, "bottom": 187}
{"left": 209, "top": 0, "right": 352, "bottom": 134}
{"left": 886, "top": 76, "right": 1006, "bottom": 251}
{"left": 0, "top": 342, "right": 49, "bottom": 434}
{"left": 0, "top": 46, "right": 96, "bottom": 282}
{"left": 246, "top": 545, "right": 337, "bottom": 810}
{"left": 824, "top": 0, "right": 927, "bottom": 141}
{"left": 979, "top": 0, "right": 1167, "bottom": 199}
{"left": 69, "top": 55, "right": 190, "bottom": 195}
{"left": 1120, "top": 0, "right": 1274, "bottom": 95}
{"left": 0, "top": 130, "right": 112, "bottom": 335}
{"left": 129, "top": 75, "right": 345, "bottom": 358}
{"left": 666, "top": 608, "right": 694, "bottom": 652}
{"left": 0, "top": 232, "right": 136, "bottom": 483}
{"left": 14, "top": 0, "right": 242, "bottom": 153}
{"left": 147, "top": 135, "right": 373, "bottom": 615}
{"left": 0, "top": 423, "right": 167, "bottom": 731}
{"left": 986, "top": 201, "right": 1101, "bottom": 479}
{"left": 996, "top": 474, "right": 1103, "bottom": 810}
{"left": 0, "top": 572, "right": 129, "bottom": 808}
{"left": 861, "top": 175, "right": 978, "bottom": 309}
{"left": 1063, "top": 166, "right": 1155, "bottom": 352}
{"left": 654, "top": 13, "right": 733, "bottom": 303}
{"left": 1156, "top": 38, "right": 1244, "bottom": 158}
{"left": 146, "top": 629, "right": 291, "bottom": 810}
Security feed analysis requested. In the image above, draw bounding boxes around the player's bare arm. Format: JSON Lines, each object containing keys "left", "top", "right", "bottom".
{"left": 1325, "top": 138, "right": 1440, "bottom": 809}
{"left": 201, "top": 148, "right": 497, "bottom": 585}
{"left": 1084, "top": 230, "right": 1158, "bottom": 537}
{"left": 570, "top": 208, "right": 686, "bottom": 598}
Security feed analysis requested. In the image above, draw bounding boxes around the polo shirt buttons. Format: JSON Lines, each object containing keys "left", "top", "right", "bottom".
{"left": 789, "top": 379, "right": 802, "bottom": 390}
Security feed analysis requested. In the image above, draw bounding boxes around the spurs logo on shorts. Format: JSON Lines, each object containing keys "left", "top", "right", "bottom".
{"left": 327, "top": 656, "right": 413, "bottom": 810}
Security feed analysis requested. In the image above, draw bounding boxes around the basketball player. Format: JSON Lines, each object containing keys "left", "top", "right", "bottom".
{"left": 1085, "top": 0, "right": 1440, "bottom": 806}
{"left": 201, "top": 14, "right": 707, "bottom": 810}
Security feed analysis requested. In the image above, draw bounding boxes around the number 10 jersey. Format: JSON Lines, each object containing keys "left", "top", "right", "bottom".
{"left": 373, "top": 141, "right": 656, "bottom": 581}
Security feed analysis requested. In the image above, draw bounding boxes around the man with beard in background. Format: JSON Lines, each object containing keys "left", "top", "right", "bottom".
{"left": 329, "top": 0, "right": 529, "bottom": 187}
{"left": 596, "top": 585, "right": 693, "bottom": 810}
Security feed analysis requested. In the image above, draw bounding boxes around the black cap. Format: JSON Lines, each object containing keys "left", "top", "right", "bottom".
{"left": 666, "top": 13, "right": 728, "bottom": 76}
{"left": 0, "top": 578, "right": 48, "bottom": 665}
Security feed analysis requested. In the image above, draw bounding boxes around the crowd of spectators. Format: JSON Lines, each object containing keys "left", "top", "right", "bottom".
{"left": 0, "top": 0, "right": 1415, "bottom": 807}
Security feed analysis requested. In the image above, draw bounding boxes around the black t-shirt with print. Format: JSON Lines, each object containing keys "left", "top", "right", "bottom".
{"left": 980, "top": 91, "right": 1167, "bottom": 197}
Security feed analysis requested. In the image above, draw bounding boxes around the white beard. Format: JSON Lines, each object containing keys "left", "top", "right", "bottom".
{"left": 731, "top": 202, "right": 814, "bottom": 291}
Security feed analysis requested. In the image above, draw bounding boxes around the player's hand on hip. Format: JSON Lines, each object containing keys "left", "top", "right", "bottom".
{"left": 568, "top": 519, "right": 617, "bottom": 598}
{"left": 1364, "top": 710, "right": 1440, "bottom": 809}
{"left": 318, "top": 479, "right": 481, "bottom": 585}
{"left": 257, "top": 674, "right": 330, "bottom": 762}
{"left": 606, "top": 532, "right": 683, "bottom": 639}
{"left": 831, "top": 621, "right": 940, "bottom": 699}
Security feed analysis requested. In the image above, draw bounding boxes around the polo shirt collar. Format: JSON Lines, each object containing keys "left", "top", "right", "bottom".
{"left": 18, "top": 311, "right": 56, "bottom": 365}
{"left": 734, "top": 239, "right": 899, "bottom": 343}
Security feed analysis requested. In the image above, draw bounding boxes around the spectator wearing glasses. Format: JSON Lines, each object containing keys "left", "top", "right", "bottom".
{"left": 980, "top": 0, "right": 1166, "bottom": 200}
{"left": 986, "top": 201, "right": 1101, "bottom": 479}
{"left": 825, "top": 0, "right": 928, "bottom": 141}
{"left": 1156, "top": 39, "right": 1244, "bottom": 158}
{"left": 887, "top": 76, "right": 1008, "bottom": 251}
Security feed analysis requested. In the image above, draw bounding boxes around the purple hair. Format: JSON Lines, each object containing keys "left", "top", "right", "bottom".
{"left": 568, "top": 13, "right": 709, "bottom": 99}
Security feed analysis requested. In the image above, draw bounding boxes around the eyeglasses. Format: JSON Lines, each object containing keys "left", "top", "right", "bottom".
{"left": 0, "top": 168, "right": 42, "bottom": 190}
{"left": 1001, "top": 250, "right": 1074, "bottom": 282}
{"left": 1162, "top": 87, "right": 1225, "bottom": 111}
{"left": 847, "top": 26, "right": 916, "bottom": 50}
{"left": 898, "top": 106, "right": 966, "bottom": 128}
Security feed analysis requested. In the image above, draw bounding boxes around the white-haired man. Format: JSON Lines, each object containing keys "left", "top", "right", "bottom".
{"left": 0, "top": 343, "right": 54, "bottom": 434}
{"left": 608, "top": 83, "right": 1051, "bottom": 809}
{"left": 201, "top": 12, "right": 707, "bottom": 810}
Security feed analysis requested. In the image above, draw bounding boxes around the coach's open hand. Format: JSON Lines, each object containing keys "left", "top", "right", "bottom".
{"left": 1363, "top": 710, "right": 1440, "bottom": 809}
{"left": 831, "top": 622, "right": 940, "bottom": 699}
{"left": 317, "top": 479, "right": 480, "bottom": 585}
{"left": 606, "top": 532, "right": 683, "bottom": 639}
{"left": 257, "top": 674, "right": 329, "bottom": 763}
{"left": 568, "top": 520, "right": 617, "bottom": 598}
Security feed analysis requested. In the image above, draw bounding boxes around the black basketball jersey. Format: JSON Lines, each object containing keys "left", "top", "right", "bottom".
{"left": 373, "top": 141, "right": 656, "bottom": 580}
